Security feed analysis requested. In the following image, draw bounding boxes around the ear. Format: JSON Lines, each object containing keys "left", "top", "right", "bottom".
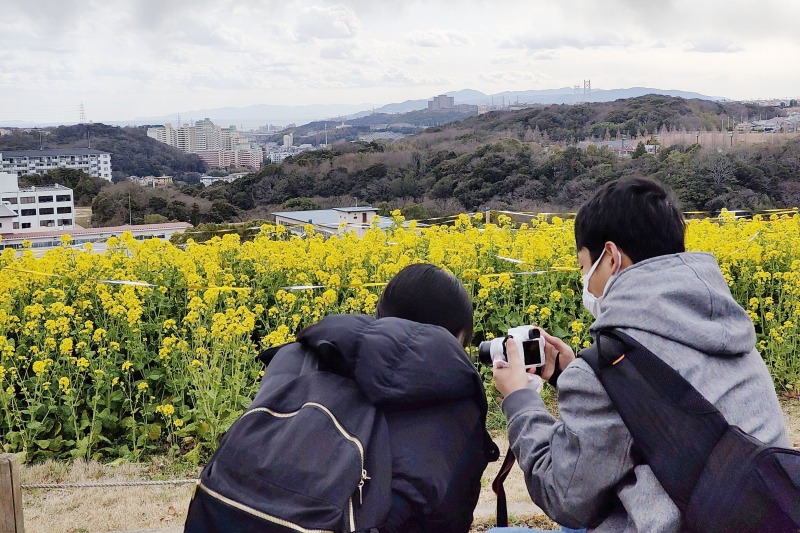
{"left": 604, "top": 241, "right": 618, "bottom": 265}
{"left": 605, "top": 241, "right": 632, "bottom": 269}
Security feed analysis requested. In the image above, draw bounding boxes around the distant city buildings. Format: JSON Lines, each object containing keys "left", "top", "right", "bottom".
{"left": 0, "top": 172, "right": 76, "bottom": 233}
{"left": 147, "top": 119, "right": 263, "bottom": 171}
{"left": 428, "top": 95, "right": 455, "bottom": 111}
{"left": 0, "top": 148, "right": 112, "bottom": 180}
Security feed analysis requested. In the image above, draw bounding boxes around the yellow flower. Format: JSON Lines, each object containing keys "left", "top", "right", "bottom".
{"left": 58, "top": 376, "right": 70, "bottom": 392}
{"left": 76, "top": 357, "right": 90, "bottom": 370}
{"left": 570, "top": 321, "right": 585, "bottom": 334}
{"left": 156, "top": 404, "right": 175, "bottom": 417}
{"left": 137, "top": 382, "right": 148, "bottom": 391}
{"left": 173, "top": 418, "right": 184, "bottom": 428}
{"left": 32, "top": 360, "right": 48, "bottom": 376}
{"left": 121, "top": 361, "right": 133, "bottom": 372}
{"left": 112, "top": 377, "right": 120, "bottom": 386}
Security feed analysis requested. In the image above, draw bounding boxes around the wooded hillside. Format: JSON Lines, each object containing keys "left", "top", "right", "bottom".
{"left": 0, "top": 124, "right": 206, "bottom": 179}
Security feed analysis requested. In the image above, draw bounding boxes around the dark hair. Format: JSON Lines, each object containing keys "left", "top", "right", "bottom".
{"left": 574, "top": 177, "right": 685, "bottom": 264}
{"left": 376, "top": 263, "right": 474, "bottom": 347}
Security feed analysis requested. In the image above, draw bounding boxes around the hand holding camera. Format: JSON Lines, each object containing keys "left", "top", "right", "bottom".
{"left": 479, "top": 326, "right": 546, "bottom": 369}
{"left": 489, "top": 326, "right": 577, "bottom": 397}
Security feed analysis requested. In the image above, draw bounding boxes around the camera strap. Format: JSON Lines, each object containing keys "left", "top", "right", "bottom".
{"left": 492, "top": 446, "right": 517, "bottom": 527}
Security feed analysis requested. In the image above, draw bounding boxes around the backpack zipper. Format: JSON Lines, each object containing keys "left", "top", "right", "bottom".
{"left": 243, "top": 403, "right": 370, "bottom": 532}
{"left": 196, "top": 481, "right": 334, "bottom": 533}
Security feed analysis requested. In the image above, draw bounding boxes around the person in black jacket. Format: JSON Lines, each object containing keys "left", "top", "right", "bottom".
{"left": 260, "top": 264, "right": 499, "bottom": 532}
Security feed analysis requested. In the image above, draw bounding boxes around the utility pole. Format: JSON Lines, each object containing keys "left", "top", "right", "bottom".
{"left": 129, "top": 192, "right": 132, "bottom": 225}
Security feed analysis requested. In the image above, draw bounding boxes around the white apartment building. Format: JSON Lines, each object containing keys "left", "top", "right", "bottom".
{"left": 148, "top": 119, "right": 263, "bottom": 170}
{"left": 0, "top": 172, "right": 76, "bottom": 233}
{"left": 0, "top": 149, "right": 112, "bottom": 180}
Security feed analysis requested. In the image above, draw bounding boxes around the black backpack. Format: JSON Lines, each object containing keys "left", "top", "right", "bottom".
{"left": 185, "top": 345, "right": 392, "bottom": 532}
{"left": 581, "top": 329, "right": 800, "bottom": 533}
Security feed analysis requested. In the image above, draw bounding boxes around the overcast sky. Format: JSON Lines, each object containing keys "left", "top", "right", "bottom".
{"left": 1, "top": 0, "right": 798, "bottom": 123}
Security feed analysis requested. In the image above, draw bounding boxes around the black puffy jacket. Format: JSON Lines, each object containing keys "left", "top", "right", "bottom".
{"left": 255, "top": 315, "right": 499, "bottom": 533}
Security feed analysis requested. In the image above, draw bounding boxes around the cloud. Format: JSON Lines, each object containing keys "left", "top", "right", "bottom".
{"left": 479, "top": 70, "right": 552, "bottom": 85}
{"left": 320, "top": 41, "right": 364, "bottom": 60}
{"left": 380, "top": 67, "right": 448, "bottom": 86}
{"left": 500, "top": 33, "right": 633, "bottom": 50}
{"left": 406, "top": 28, "right": 473, "bottom": 48}
{"left": 685, "top": 40, "right": 744, "bottom": 54}
{"left": 293, "top": 5, "right": 361, "bottom": 41}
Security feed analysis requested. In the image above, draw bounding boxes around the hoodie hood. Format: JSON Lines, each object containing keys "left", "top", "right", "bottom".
{"left": 591, "top": 252, "right": 755, "bottom": 357}
{"left": 296, "top": 314, "right": 483, "bottom": 406}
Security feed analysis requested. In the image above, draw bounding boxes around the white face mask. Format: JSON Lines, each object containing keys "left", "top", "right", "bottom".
{"left": 582, "top": 248, "right": 621, "bottom": 318}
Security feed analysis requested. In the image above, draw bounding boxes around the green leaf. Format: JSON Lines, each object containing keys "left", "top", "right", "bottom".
{"left": 147, "top": 423, "right": 162, "bottom": 441}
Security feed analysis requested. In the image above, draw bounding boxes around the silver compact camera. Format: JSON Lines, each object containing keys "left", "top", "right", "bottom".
{"left": 478, "top": 326, "right": 546, "bottom": 369}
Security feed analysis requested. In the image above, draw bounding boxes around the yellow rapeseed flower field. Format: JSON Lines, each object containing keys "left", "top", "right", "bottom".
{"left": 0, "top": 210, "right": 798, "bottom": 461}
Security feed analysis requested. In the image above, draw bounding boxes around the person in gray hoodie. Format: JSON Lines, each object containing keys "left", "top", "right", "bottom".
{"left": 490, "top": 177, "right": 789, "bottom": 533}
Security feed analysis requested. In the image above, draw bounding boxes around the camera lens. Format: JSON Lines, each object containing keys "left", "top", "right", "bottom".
{"left": 478, "top": 341, "right": 493, "bottom": 365}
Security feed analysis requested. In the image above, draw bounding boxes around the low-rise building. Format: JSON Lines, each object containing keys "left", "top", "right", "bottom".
{"left": 0, "top": 222, "right": 191, "bottom": 254}
{"left": 129, "top": 175, "right": 174, "bottom": 187}
{"left": 0, "top": 148, "right": 112, "bottom": 180}
{"left": 272, "top": 206, "right": 394, "bottom": 237}
{"left": 0, "top": 172, "right": 76, "bottom": 232}
{"left": 200, "top": 173, "right": 248, "bottom": 187}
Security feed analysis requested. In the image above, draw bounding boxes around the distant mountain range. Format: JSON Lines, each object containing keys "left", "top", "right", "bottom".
{"left": 2, "top": 87, "right": 727, "bottom": 129}
{"left": 362, "top": 87, "right": 728, "bottom": 116}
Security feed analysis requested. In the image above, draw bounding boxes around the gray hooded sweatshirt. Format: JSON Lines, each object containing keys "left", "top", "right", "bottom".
{"left": 501, "top": 252, "right": 789, "bottom": 532}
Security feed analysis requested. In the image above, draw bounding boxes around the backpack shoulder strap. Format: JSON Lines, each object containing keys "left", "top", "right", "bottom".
{"left": 581, "top": 329, "right": 730, "bottom": 511}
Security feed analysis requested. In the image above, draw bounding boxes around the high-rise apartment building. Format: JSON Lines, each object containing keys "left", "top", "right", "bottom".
{"left": 147, "top": 119, "right": 263, "bottom": 170}
{"left": 0, "top": 149, "right": 112, "bottom": 180}
{"left": 427, "top": 95, "right": 455, "bottom": 111}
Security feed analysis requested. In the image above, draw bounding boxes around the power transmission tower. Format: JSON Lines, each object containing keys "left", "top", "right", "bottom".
{"left": 79, "top": 102, "right": 86, "bottom": 123}
{"left": 583, "top": 80, "right": 591, "bottom": 102}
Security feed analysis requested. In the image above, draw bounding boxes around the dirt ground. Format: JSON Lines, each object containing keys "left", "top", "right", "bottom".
{"left": 74, "top": 207, "right": 92, "bottom": 228}
{"left": 17, "top": 398, "right": 800, "bottom": 533}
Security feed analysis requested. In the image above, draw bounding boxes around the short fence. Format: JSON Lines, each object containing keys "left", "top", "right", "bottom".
{"left": 0, "top": 453, "right": 197, "bottom": 533}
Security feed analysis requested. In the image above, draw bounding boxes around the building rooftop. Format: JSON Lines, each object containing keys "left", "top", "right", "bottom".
{"left": 14, "top": 183, "right": 72, "bottom": 193}
{"left": 0, "top": 222, "right": 191, "bottom": 241}
{"left": 333, "top": 207, "right": 378, "bottom": 213}
{"left": 273, "top": 208, "right": 392, "bottom": 229}
{"left": 273, "top": 209, "right": 341, "bottom": 225}
{"left": 0, "top": 148, "right": 111, "bottom": 157}
{"left": 0, "top": 204, "right": 16, "bottom": 218}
